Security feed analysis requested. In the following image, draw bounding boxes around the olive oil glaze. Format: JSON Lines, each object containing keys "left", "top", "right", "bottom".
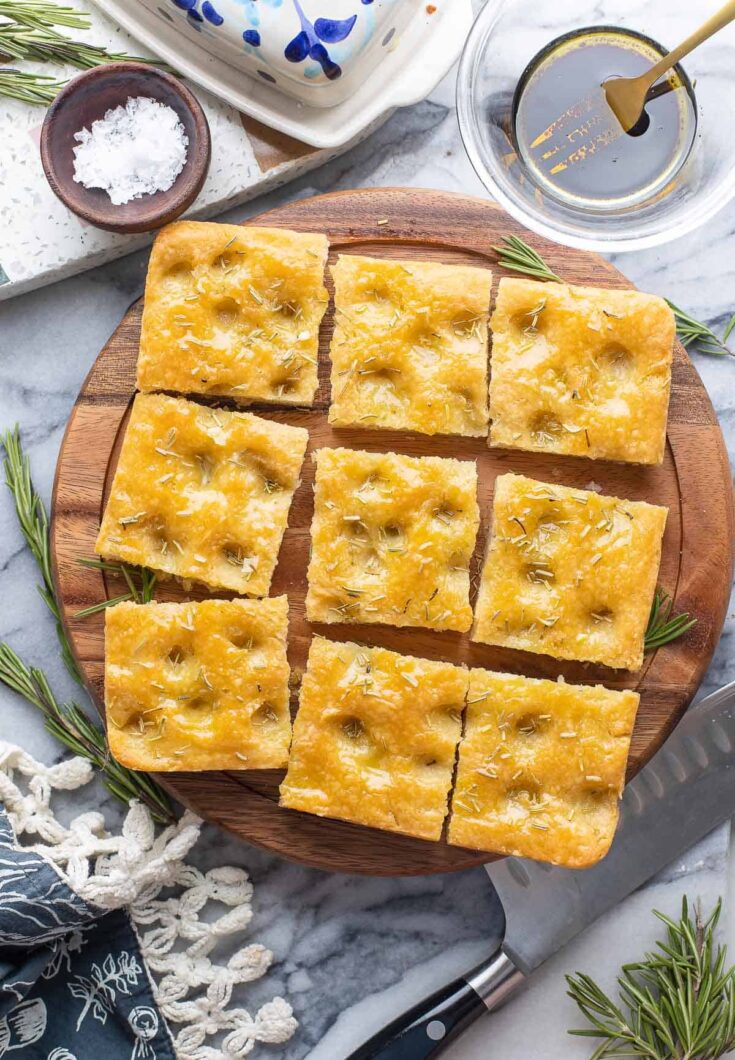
{"left": 512, "top": 27, "right": 697, "bottom": 210}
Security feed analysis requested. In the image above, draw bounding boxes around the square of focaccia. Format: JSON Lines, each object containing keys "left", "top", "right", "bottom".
{"left": 137, "top": 221, "right": 329, "bottom": 406}
{"left": 489, "top": 278, "right": 674, "bottom": 465}
{"left": 280, "top": 638, "right": 468, "bottom": 840}
{"left": 448, "top": 669, "right": 640, "bottom": 867}
{"left": 472, "top": 473, "right": 667, "bottom": 670}
{"left": 328, "top": 254, "right": 492, "bottom": 436}
{"left": 95, "top": 393, "right": 308, "bottom": 596}
{"left": 105, "top": 597, "right": 291, "bottom": 771}
{"left": 306, "top": 447, "right": 479, "bottom": 632}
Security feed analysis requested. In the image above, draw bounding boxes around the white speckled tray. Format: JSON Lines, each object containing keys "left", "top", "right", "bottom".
{"left": 0, "top": 2, "right": 376, "bottom": 301}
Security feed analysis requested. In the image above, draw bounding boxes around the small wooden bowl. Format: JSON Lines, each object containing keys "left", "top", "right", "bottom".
{"left": 40, "top": 62, "right": 211, "bottom": 234}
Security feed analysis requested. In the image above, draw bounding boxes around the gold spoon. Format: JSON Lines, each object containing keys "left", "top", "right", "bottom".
{"left": 603, "top": 0, "right": 735, "bottom": 132}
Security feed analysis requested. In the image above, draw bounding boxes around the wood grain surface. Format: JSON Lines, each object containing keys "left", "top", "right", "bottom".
{"left": 50, "top": 188, "right": 735, "bottom": 876}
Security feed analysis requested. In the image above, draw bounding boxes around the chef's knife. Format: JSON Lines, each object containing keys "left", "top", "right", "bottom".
{"left": 348, "top": 679, "right": 735, "bottom": 1060}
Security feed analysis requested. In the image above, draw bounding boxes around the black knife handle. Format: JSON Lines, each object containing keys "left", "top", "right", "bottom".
{"left": 346, "top": 948, "right": 525, "bottom": 1060}
{"left": 346, "top": 976, "right": 484, "bottom": 1060}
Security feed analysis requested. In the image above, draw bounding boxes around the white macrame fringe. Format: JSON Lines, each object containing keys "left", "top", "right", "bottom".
{"left": 0, "top": 741, "right": 297, "bottom": 1059}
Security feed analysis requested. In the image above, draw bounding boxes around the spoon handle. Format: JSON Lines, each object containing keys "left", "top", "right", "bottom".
{"left": 646, "top": 0, "right": 735, "bottom": 84}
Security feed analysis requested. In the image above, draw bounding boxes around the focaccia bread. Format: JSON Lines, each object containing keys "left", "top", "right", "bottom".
{"left": 472, "top": 473, "right": 667, "bottom": 669}
{"left": 105, "top": 597, "right": 291, "bottom": 771}
{"left": 137, "top": 221, "right": 329, "bottom": 406}
{"left": 448, "top": 668, "right": 640, "bottom": 867}
{"left": 306, "top": 447, "right": 479, "bottom": 632}
{"left": 489, "top": 277, "right": 674, "bottom": 464}
{"left": 328, "top": 254, "right": 491, "bottom": 436}
{"left": 280, "top": 638, "right": 468, "bottom": 840}
{"left": 96, "top": 393, "right": 308, "bottom": 595}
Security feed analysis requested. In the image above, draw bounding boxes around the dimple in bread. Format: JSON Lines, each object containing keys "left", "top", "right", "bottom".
{"left": 279, "top": 638, "right": 468, "bottom": 841}
{"left": 95, "top": 392, "right": 308, "bottom": 596}
{"left": 137, "top": 220, "right": 329, "bottom": 406}
{"left": 328, "top": 253, "right": 491, "bottom": 436}
{"left": 489, "top": 277, "right": 674, "bottom": 465}
{"left": 448, "top": 668, "right": 640, "bottom": 867}
{"left": 306, "top": 446, "right": 479, "bottom": 632}
{"left": 105, "top": 597, "right": 291, "bottom": 771}
{"left": 472, "top": 473, "right": 667, "bottom": 670}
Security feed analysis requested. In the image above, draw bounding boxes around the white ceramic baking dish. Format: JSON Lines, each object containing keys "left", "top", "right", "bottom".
{"left": 92, "top": 0, "right": 472, "bottom": 148}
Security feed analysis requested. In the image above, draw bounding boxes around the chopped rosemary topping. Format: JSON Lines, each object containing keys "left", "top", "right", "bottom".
{"left": 644, "top": 587, "right": 697, "bottom": 651}
{"left": 196, "top": 453, "right": 214, "bottom": 485}
{"left": 523, "top": 298, "right": 547, "bottom": 333}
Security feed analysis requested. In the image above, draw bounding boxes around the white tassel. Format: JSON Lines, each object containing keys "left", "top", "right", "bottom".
{"left": 0, "top": 740, "right": 297, "bottom": 1057}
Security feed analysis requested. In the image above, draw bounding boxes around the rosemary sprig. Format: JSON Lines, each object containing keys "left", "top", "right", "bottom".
{"left": 0, "top": 22, "right": 155, "bottom": 70}
{"left": 645, "top": 587, "right": 697, "bottom": 652}
{"left": 723, "top": 312, "right": 735, "bottom": 343}
{"left": 0, "top": 643, "right": 175, "bottom": 825}
{"left": 0, "top": 66, "right": 62, "bottom": 103}
{"left": 666, "top": 300, "right": 735, "bottom": 359}
{"left": 2, "top": 426, "right": 80, "bottom": 681}
{"left": 2, "top": 428, "right": 156, "bottom": 667}
{"left": 75, "top": 558, "right": 157, "bottom": 617}
{"left": 0, "top": 426, "right": 174, "bottom": 824}
{"left": 0, "top": 1, "right": 89, "bottom": 29}
{"left": 492, "top": 235, "right": 562, "bottom": 283}
{"left": 567, "top": 898, "right": 735, "bottom": 1059}
{"left": 493, "top": 237, "right": 734, "bottom": 364}
{"left": 0, "top": 0, "right": 169, "bottom": 106}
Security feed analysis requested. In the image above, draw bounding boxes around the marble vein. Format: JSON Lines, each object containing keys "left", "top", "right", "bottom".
{"left": 0, "top": 59, "right": 734, "bottom": 1060}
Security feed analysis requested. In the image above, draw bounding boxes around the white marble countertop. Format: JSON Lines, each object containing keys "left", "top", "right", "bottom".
{"left": 1, "top": 64, "right": 734, "bottom": 1060}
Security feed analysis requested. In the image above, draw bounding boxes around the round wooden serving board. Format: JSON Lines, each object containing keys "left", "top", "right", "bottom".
{"left": 51, "top": 189, "right": 734, "bottom": 876}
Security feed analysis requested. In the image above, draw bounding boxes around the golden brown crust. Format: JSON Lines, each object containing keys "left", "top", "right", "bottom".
{"left": 106, "top": 597, "right": 291, "bottom": 771}
{"left": 305, "top": 447, "right": 479, "bottom": 632}
{"left": 137, "top": 220, "right": 329, "bottom": 406}
{"left": 279, "top": 638, "right": 468, "bottom": 840}
{"left": 489, "top": 278, "right": 674, "bottom": 464}
{"left": 95, "top": 393, "right": 308, "bottom": 595}
{"left": 472, "top": 473, "right": 667, "bottom": 669}
{"left": 328, "top": 254, "right": 491, "bottom": 436}
{"left": 448, "top": 669, "right": 640, "bottom": 867}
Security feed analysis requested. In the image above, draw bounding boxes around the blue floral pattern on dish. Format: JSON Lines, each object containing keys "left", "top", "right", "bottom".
{"left": 284, "top": 2, "right": 357, "bottom": 80}
{"left": 159, "top": 0, "right": 402, "bottom": 96}
{"left": 172, "top": 0, "right": 223, "bottom": 25}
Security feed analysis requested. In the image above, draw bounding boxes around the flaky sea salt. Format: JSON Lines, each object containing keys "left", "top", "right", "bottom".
{"left": 72, "top": 96, "right": 189, "bottom": 206}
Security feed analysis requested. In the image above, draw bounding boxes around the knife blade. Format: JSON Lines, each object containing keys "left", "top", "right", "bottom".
{"left": 347, "top": 679, "right": 735, "bottom": 1060}
{"left": 490, "top": 677, "right": 735, "bottom": 974}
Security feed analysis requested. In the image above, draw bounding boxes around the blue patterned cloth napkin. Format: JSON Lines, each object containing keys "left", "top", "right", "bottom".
{"left": 0, "top": 743, "right": 296, "bottom": 1059}
{"left": 0, "top": 807, "right": 175, "bottom": 1059}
